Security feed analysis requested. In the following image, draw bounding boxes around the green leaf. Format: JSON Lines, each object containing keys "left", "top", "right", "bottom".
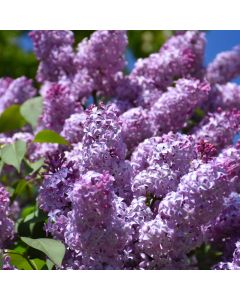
{"left": 46, "top": 259, "right": 54, "bottom": 270}
{"left": 33, "top": 129, "right": 69, "bottom": 145}
{"left": 20, "top": 96, "right": 43, "bottom": 127}
{"left": 0, "top": 105, "right": 26, "bottom": 133}
{"left": 14, "top": 179, "right": 28, "bottom": 196}
{"left": 30, "top": 258, "right": 46, "bottom": 270}
{"left": 0, "top": 159, "right": 4, "bottom": 174}
{"left": 0, "top": 140, "right": 27, "bottom": 172}
{"left": 21, "top": 237, "right": 66, "bottom": 267}
{"left": 8, "top": 252, "right": 34, "bottom": 270}
{"left": 6, "top": 186, "right": 15, "bottom": 197}
{"left": 21, "top": 205, "right": 36, "bottom": 219}
{"left": 25, "top": 158, "right": 44, "bottom": 174}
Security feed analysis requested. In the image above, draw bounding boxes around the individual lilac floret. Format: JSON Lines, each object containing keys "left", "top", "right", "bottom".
{"left": 214, "top": 241, "right": 240, "bottom": 270}
{"left": 210, "top": 83, "right": 240, "bottom": 111}
{"left": 193, "top": 109, "right": 240, "bottom": 151}
{"left": 65, "top": 171, "right": 131, "bottom": 269}
{"left": 119, "top": 107, "right": 153, "bottom": 153}
{"left": 38, "top": 82, "right": 76, "bottom": 133}
{"left": 61, "top": 112, "right": 87, "bottom": 144}
{"left": 206, "top": 46, "right": 240, "bottom": 84}
{"left": 30, "top": 30, "right": 76, "bottom": 82}
{"left": 130, "top": 31, "right": 206, "bottom": 91}
{"left": 75, "top": 31, "right": 128, "bottom": 96}
{"left": 0, "top": 186, "right": 14, "bottom": 249}
{"left": 131, "top": 136, "right": 163, "bottom": 176}
{"left": 0, "top": 76, "right": 36, "bottom": 113}
{"left": 150, "top": 79, "right": 210, "bottom": 135}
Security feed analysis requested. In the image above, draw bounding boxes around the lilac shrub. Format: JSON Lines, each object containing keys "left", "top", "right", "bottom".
{"left": 2, "top": 30, "right": 240, "bottom": 270}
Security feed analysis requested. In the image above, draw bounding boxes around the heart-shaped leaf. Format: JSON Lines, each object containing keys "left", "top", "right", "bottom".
{"left": 21, "top": 237, "right": 66, "bottom": 267}
{"left": 1, "top": 140, "right": 27, "bottom": 172}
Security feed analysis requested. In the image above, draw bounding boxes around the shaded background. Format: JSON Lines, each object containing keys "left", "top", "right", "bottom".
{"left": 1, "top": 30, "right": 240, "bottom": 82}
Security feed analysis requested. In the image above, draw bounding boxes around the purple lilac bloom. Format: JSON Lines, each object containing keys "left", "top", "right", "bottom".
{"left": 119, "top": 107, "right": 153, "bottom": 153}
{"left": 204, "top": 193, "right": 240, "bottom": 256}
{"left": 210, "top": 83, "right": 240, "bottom": 111}
{"left": 0, "top": 78, "right": 13, "bottom": 97}
{"left": 150, "top": 78, "right": 210, "bottom": 135}
{"left": 193, "top": 109, "right": 240, "bottom": 151}
{"left": 75, "top": 30, "right": 128, "bottom": 96}
{"left": 65, "top": 171, "right": 131, "bottom": 269}
{"left": 206, "top": 46, "right": 240, "bottom": 84}
{"left": 0, "top": 76, "right": 36, "bottom": 113}
{"left": 38, "top": 82, "right": 76, "bottom": 133}
{"left": 30, "top": 30, "right": 76, "bottom": 82}
{"left": 130, "top": 31, "right": 205, "bottom": 91}
{"left": 131, "top": 136, "right": 163, "bottom": 176}
{"left": 80, "top": 104, "right": 127, "bottom": 172}
{"left": 61, "top": 112, "right": 87, "bottom": 144}
{"left": 138, "top": 151, "right": 238, "bottom": 268}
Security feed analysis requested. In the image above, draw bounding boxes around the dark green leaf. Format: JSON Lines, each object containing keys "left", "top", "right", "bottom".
{"left": 20, "top": 97, "right": 43, "bottom": 127}
{"left": 33, "top": 129, "right": 69, "bottom": 145}
{"left": 0, "top": 105, "right": 26, "bottom": 133}
{"left": 21, "top": 237, "right": 66, "bottom": 267}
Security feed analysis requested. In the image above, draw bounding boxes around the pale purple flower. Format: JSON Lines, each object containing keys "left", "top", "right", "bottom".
{"left": 30, "top": 30, "right": 76, "bottom": 82}
{"left": 38, "top": 82, "right": 76, "bottom": 133}
{"left": 150, "top": 78, "right": 210, "bottom": 135}
{"left": 0, "top": 76, "right": 36, "bottom": 113}
{"left": 61, "top": 112, "right": 87, "bottom": 144}
{"left": 206, "top": 46, "right": 240, "bottom": 84}
{"left": 119, "top": 107, "right": 153, "bottom": 153}
{"left": 210, "top": 83, "right": 240, "bottom": 111}
{"left": 193, "top": 110, "right": 240, "bottom": 151}
{"left": 75, "top": 30, "right": 128, "bottom": 96}
{"left": 131, "top": 31, "right": 206, "bottom": 91}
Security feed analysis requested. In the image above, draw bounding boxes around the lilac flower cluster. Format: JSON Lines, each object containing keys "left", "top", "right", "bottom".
{"left": 2, "top": 30, "right": 240, "bottom": 270}
{"left": 0, "top": 76, "right": 36, "bottom": 113}
{"left": 31, "top": 30, "right": 240, "bottom": 269}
